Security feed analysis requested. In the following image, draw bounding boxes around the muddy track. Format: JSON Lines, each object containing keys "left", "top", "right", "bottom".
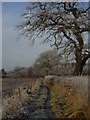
{"left": 25, "top": 81, "right": 54, "bottom": 119}
{"left": 2, "top": 80, "right": 54, "bottom": 120}
{"left": 44, "top": 86, "right": 54, "bottom": 118}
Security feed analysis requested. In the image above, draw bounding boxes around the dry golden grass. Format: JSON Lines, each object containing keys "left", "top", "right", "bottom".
{"left": 49, "top": 82, "right": 88, "bottom": 119}
{"left": 2, "top": 77, "right": 88, "bottom": 119}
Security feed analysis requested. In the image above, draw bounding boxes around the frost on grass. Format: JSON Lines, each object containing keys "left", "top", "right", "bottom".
{"left": 49, "top": 76, "right": 88, "bottom": 118}
{"left": 2, "top": 88, "right": 29, "bottom": 118}
{"left": 2, "top": 78, "right": 43, "bottom": 119}
{"left": 2, "top": 76, "right": 88, "bottom": 119}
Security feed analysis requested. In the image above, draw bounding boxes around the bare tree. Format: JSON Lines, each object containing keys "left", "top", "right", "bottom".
{"left": 17, "top": 2, "right": 90, "bottom": 76}
{"left": 1, "top": 68, "right": 6, "bottom": 78}
{"left": 33, "top": 50, "right": 59, "bottom": 76}
{"left": 25, "top": 67, "right": 33, "bottom": 77}
{"left": 34, "top": 50, "right": 59, "bottom": 68}
{"left": 14, "top": 66, "right": 25, "bottom": 77}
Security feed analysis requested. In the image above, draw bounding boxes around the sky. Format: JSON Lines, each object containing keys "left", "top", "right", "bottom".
{"left": 1, "top": 2, "right": 89, "bottom": 71}
{"left": 1, "top": 0, "right": 89, "bottom": 2}
{"left": 2, "top": 2, "right": 52, "bottom": 70}
{"left": 0, "top": 2, "right": 2, "bottom": 70}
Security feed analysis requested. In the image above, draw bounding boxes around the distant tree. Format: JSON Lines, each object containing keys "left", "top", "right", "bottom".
{"left": 25, "top": 67, "right": 33, "bottom": 77}
{"left": 33, "top": 50, "right": 59, "bottom": 76}
{"left": 35, "top": 50, "right": 59, "bottom": 67}
{"left": 1, "top": 68, "right": 6, "bottom": 78}
{"left": 14, "top": 66, "right": 25, "bottom": 77}
{"left": 17, "top": 2, "right": 90, "bottom": 76}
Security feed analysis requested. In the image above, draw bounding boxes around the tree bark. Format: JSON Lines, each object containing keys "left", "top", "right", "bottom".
{"left": 73, "top": 52, "right": 90, "bottom": 76}
{"left": 73, "top": 61, "right": 82, "bottom": 76}
{"left": 73, "top": 61, "right": 85, "bottom": 76}
{"left": 80, "top": 53, "right": 90, "bottom": 75}
{"left": 73, "top": 47, "right": 82, "bottom": 76}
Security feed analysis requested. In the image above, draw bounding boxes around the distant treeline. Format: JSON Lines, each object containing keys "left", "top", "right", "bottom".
{"left": 0, "top": 63, "right": 88, "bottom": 78}
{"left": 1, "top": 50, "right": 89, "bottom": 78}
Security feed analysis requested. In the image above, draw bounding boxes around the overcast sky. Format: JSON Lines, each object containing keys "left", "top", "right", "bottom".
{"left": 2, "top": 2, "right": 52, "bottom": 70}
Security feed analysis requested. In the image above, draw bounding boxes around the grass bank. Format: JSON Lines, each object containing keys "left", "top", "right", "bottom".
{"left": 48, "top": 79, "right": 88, "bottom": 119}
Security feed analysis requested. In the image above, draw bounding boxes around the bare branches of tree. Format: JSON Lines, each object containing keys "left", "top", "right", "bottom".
{"left": 17, "top": 2, "right": 90, "bottom": 76}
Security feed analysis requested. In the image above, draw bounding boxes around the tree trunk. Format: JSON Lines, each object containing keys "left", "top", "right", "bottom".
{"left": 73, "top": 52, "right": 90, "bottom": 76}
{"left": 73, "top": 61, "right": 82, "bottom": 76}
{"left": 73, "top": 61, "right": 85, "bottom": 76}
{"left": 73, "top": 47, "right": 82, "bottom": 76}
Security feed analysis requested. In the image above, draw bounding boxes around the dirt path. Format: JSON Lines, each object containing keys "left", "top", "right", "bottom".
{"left": 2, "top": 76, "right": 88, "bottom": 119}
{"left": 23, "top": 81, "right": 54, "bottom": 119}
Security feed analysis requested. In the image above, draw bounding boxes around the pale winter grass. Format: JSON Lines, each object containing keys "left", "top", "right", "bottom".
{"left": 45, "top": 76, "right": 88, "bottom": 100}
{"left": 2, "top": 76, "right": 88, "bottom": 119}
{"left": 2, "top": 87, "right": 29, "bottom": 118}
{"left": 0, "top": 98, "right": 1, "bottom": 119}
{"left": 48, "top": 76, "right": 88, "bottom": 118}
{"left": 0, "top": 78, "right": 2, "bottom": 120}
{"left": 2, "top": 79, "right": 42, "bottom": 119}
{"left": 60, "top": 76, "right": 88, "bottom": 101}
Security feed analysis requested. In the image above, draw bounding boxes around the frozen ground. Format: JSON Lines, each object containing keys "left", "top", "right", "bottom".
{"left": 2, "top": 76, "right": 88, "bottom": 119}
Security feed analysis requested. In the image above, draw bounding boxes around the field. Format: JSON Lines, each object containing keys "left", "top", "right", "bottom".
{"left": 2, "top": 76, "right": 88, "bottom": 119}
{"left": 2, "top": 78, "right": 37, "bottom": 97}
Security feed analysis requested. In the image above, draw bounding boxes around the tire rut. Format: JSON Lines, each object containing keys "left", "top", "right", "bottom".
{"left": 44, "top": 86, "right": 54, "bottom": 118}
{"left": 25, "top": 80, "right": 54, "bottom": 119}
